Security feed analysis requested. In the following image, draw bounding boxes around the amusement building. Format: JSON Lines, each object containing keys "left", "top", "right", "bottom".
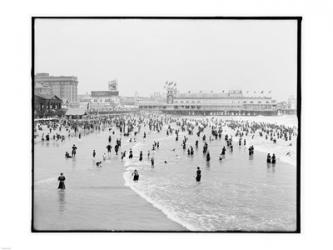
{"left": 138, "top": 83, "right": 296, "bottom": 116}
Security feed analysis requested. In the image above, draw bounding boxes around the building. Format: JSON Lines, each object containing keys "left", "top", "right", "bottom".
{"left": 139, "top": 89, "right": 278, "bottom": 116}
{"left": 120, "top": 96, "right": 137, "bottom": 106}
{"left": 288, "top": 96, "right": 297, "bottom": 110}
{"left": 34, "top": 73, "right": 78, "bottom": 105}
{"left": 90, "top": 90, "right": 120, "bottom": 111}
{"left": 65, "top": 108, "right": 87, "bottom": 119}
{"left": 35, "top": 82, "right": 52, "bottom": 96}
{"left": 78, "top": 93, "right": 92, "bottom": 110}
{"left": 34, "top": 94, "right": 63, "bottom": 118}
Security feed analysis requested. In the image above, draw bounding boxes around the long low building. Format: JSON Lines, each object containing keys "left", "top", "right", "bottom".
{"left": 139, "top": 90, "right": 280, "bottom": 116}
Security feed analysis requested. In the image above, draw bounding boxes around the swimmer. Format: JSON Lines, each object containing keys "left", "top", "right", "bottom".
{"left": 65, "top": 152, "right": 72, "bottom": 159}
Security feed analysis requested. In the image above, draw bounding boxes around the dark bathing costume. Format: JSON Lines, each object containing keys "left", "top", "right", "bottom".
{"left": 196, "top": 169, "right": 201, "bottom": 182}
{"left": 58, "top": 175, "right": 66, "bottom": 189}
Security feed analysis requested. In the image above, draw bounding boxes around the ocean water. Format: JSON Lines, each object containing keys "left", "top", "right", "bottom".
{"left": 34, "top": 115, "right": 297, "bottom": 231}
{"left": 123, "top": 123, "right": 296, "bottom": 231}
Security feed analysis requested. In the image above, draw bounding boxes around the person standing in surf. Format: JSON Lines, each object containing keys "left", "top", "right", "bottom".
{"left": 71, "top": 144, "right": 77, "bottom": 157}
{"left": 196, "top": 167, "right": 201, "bottom": 183}
{"left": 106, "top": 144, "right": 112, "bottom": 156}
{"left": 132, "top": 169, "right": 139, "bottom": 182}
{"left": 58, "top": 173, "right": 66, "bottom": 190}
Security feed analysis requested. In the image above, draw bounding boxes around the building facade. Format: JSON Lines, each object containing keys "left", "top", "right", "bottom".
{"left": 139, "top": 90, "right": 279, "bottom": 116}
{"left": 78, "top": 93, "right": 92, "bottom": 110}
{"left": 90, "top": 91, "right": 120, "bottom": 111}
{"left": 35, "top": 82, "right": 52, "bottom": 96}
{"left": 35, "top": 73, "right": 78, "bottom": 104}
{"left": 288, "top": 96, "right": 297, "bottom": 110}
{"left": 34, "top": 94, "right": 63, "bottom": 118}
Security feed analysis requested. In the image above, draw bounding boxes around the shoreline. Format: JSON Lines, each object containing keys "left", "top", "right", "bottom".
{"left": 34, "top": 114, "right": 297, "bottom": 231}
{"left": 122, "top": 147, "right": 296, "bottom": 231}
{"left": 123, "top": 167, "right": 195, "bottom": 231}
{"left": 34, "top": 138, "right": 186, "bottom": 231}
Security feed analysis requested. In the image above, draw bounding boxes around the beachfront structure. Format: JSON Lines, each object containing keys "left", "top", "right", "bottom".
{"left": 65, "top": 108, "right": 87, "bottom": 119}
{"left": 89, "top": 90, "right": 120, "bottom": 111}
{"left": 288, "top": 96, "right": 297, "bottom": 110}
{"left": 34, "top": 94, "right": 63, "bottom": 118}
{"left": 139, "top": 90, "right": 279, "bottom": 116}
{"left": 34, "top": 73, "right": 78, "bottom": 104}
{"left": 35, "top": 82, "right": 52, "bottom": 96}
{"left": 78, "top": 93, "right": 92, "bottom": 110}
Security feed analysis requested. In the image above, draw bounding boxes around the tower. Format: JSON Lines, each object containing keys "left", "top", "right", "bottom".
{"left": 164, "top": 81, "right": 177, "bottom": 104}
{"left": 167, "top": 89, "right": 174, "bottom": 104}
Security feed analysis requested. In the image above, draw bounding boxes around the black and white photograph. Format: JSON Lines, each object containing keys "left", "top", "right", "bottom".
{"left": 32, "top": 17, "right": 301, "bottom": 232}
{"left": 6, "top": 0, "right": 333, "bottom": 248}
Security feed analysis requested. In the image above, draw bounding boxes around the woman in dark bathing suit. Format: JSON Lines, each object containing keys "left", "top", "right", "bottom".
{"left": 58, "top": 173, "right": 66, "bottom": 189}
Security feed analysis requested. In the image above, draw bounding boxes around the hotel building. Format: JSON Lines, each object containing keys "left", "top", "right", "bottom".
{"left": 34, "top": 73, "right": 78, "bottom": 104}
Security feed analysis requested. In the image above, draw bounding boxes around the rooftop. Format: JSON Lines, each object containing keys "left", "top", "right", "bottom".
{"left": 91, "top": 91, "right": 119, "bottom": 97}
{"left": 35, "top": 94, "right": 62, "bottom": 101}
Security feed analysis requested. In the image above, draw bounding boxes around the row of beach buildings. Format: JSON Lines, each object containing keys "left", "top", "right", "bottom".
{"left": 34, "top": 73, "right": 296, "bottom": 118}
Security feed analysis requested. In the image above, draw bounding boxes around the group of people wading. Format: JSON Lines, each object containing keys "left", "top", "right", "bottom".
{"left": 41, "top": 113, "right": 296, "bottom": 190}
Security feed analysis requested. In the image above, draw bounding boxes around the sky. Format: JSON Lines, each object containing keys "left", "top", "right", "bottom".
{"left": 35, "top": 19, "right": 298, "bottom": 101}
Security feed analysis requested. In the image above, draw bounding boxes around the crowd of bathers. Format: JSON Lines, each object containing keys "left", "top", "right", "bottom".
{"left": 34, "top": 113, "right": 297, "bottom": 189}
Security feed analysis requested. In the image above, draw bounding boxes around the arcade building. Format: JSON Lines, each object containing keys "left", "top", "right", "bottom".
{"left": 139, "top": 89, "right": 279, "bottom": 116}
